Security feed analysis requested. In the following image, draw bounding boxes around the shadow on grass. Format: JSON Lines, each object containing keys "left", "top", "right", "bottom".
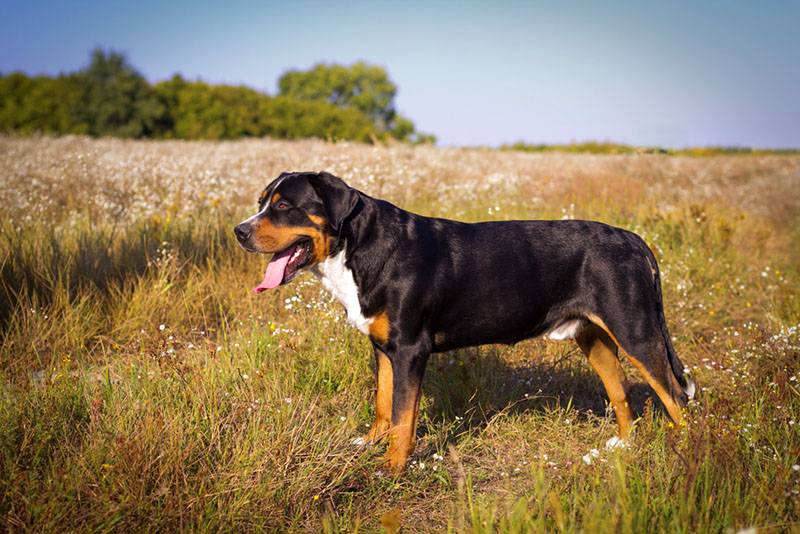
{"left": 419, "top": 342, "right": 656, "bottom": 446}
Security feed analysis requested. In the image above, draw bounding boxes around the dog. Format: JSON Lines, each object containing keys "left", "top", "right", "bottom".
{"left": 234, "top": 171, "right": 695, "bottom": 473}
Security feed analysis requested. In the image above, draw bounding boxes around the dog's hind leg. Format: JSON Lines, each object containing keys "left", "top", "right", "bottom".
{"left": 626, "top": 351, "right": 685, "bottom": 426}
{"left": 576, "top": 323, "right": 634, "bottom": 440}
{"left": 587, "top": 313, "right": 687, "bottom": 427}
{"left": 584, "top": 239, "right": 693, "bottom": 427}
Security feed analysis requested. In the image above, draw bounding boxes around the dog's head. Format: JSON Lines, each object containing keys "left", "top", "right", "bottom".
{"left": 234, "top": 172, "right": 359, "bottom": 292}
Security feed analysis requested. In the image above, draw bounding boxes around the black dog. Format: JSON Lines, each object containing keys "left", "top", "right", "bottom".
{"left": 234, "top": 171, "right": 695, "bottom": 472}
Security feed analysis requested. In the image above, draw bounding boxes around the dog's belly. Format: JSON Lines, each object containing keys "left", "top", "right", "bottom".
{"left": 432, "top": 316, "right": 587, "bottom": 352}
{"left": 431, "top": 309, "right": 549, "bottom": 351}
{"left": 430, "top": 279, "right": 588, "bottom": 352}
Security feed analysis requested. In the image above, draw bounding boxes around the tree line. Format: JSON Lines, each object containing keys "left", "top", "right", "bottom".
{"left": 0, "top": 49, "right": 435, "bottom": 144}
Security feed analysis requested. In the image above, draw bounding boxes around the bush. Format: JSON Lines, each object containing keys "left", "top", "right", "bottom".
{"left": 0, "top": 73, "right": 87, "bottom": 135}
{"left": 153, "top": 77, "right": 377, "bottom": 141}
{"left": 0, "top": 50, "right": 384, "bottom": 143}
{"left": 278, "top": 61, "right": 436, "bottom": 143}
{"left": 74, "top": 49, "right": 166, "bottom": 138}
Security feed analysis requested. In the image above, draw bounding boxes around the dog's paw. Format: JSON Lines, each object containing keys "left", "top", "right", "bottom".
{"left": 605, "top": 436, "right": 628, "bottom": 450}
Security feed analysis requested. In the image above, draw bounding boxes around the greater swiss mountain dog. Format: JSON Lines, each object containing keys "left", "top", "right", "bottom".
{"left": 234, "top": 171, "right": 696, "bottom": 473}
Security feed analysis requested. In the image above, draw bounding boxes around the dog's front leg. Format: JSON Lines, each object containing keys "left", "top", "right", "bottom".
{"left": 384, "top": 343, "right": 430, "bottom": 473}
{"left": 361, "top": 348, "right": 393, "bottom": 445}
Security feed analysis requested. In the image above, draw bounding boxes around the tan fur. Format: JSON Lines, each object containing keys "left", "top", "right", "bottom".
{"left": 385, "top": 374, "right": 423, "bottom": 473}
{"left": 307, "top": 213, "right": 326, "bottom": 226}
{"left": 369, "top": 311, "right": 390, "bottom": 344}
{"left": 363, "top": 351, "right": 393, "bottom": 444}
{"left": 252, "top": 220, "right": 331, "bottom": 263}
{"left": 576, "top": 324, "right": 634, "bottom": 438}
{"left": 585, "top": 312, "right": 684, "bottom": 426}
{"left": 627, "top": 356, "right": 684, "bottom": 425}
{"left": 386, "top": 403, "right": 420, "bottom": 473}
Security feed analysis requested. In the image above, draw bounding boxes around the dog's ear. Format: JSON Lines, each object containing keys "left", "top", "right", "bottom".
{"left": 308, "top": 172, "right": 359, "bottom": 232}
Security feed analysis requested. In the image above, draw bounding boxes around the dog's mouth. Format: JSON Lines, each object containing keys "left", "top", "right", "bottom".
{"left": 253, "top": 238, "right": 313, "bottom": 293}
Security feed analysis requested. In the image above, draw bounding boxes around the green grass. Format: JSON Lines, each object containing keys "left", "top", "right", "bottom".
{"left": 1, "top": 136, "right": 799, "bottom": 531}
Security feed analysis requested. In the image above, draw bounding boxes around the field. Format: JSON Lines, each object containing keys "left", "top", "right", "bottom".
{"left": 1, "top": 135, "right": 799, "bottom": 532}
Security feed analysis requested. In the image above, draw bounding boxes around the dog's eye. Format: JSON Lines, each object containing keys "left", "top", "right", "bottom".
{"left": 275, "top": 200, "right": 291, "bottom": 210}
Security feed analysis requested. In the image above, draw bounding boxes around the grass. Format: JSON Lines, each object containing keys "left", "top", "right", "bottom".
{"left": 500, "top": 140, "right": 800, "bottom": 157}
{"left": 1, "top": 135, "right": 799, "bottom": 532}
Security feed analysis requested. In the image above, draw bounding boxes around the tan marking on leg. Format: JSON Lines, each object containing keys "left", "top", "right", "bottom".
{"left": 577, "top": 325, "right": 634, "bottom": 438}
{"left": 385, "top": 383, "right": 422, "bottom": 473}
{"left": 386, "top": 408, "right": 418, "bottom": 473}
{"left": 627, "top": 356, "right": 684, "bottom": 425}
{"left": 586, "top": 313, "right": 623, "bottom": 347}
{"left": 585, "top": 312, "right": 684, "bottom": 427}
{"left": 369, "top": 311, "right": 390, "bottom": 344}
{"left": 363, "top": 351, "right": 392, "bottom": 444}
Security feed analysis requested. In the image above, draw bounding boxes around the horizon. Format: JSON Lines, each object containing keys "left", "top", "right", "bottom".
{"left": 2, "top": 0, "right": 799, "bottom": 149}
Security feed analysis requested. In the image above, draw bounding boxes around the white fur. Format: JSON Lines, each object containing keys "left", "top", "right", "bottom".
{"left": 684, "top": 376, "right": 696, "bottom": 400}
{"left": 547, "top": 319, "right": 586, "bottom": 340}
{"left": 313, "top": 249, "right": 373, "bottom": 335}
{"left": 238, "top": 211, "right": 262, "bottom": 227}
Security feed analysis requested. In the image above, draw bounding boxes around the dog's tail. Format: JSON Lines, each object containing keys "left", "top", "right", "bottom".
{"left": 650, "top": 252, "right": 696, "bottom": 404}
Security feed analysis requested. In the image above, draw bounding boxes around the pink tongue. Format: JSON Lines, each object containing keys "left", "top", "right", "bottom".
{"left": 253, "top": 247, "right": 294, "bottom": 293}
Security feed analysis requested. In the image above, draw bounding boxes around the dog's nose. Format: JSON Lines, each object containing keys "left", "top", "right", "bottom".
{"left": 234, "top": 223, "right": 251, "bottom": 242}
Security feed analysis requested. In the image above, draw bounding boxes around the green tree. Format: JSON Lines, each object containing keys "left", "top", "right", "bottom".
{"left": 260, "top": 96, "right": 377, "bottom": 141}
{"left": 1, "top": 50, "right": 428, "bottom": 144}
{"left": 74, "top": 49, "right": 166, "bottom": 138}
{"left": 0, "top": 73, "right": 87, "bottom": 134}
{"left": 279, "top": 62, "right": 396, "bottom": 128}
{"left": 153, "top": 78, "right": 377, "bottom": 142}
{"left": 278, "top": 61, "right": 435, "bottom": 143}
{"left": 154, "top": 78, "right": 264, "bottom": 139}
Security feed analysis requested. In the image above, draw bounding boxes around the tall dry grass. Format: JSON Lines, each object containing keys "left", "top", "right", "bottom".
{"left": 1, "top": 135, "right": 799, "bottom": 531}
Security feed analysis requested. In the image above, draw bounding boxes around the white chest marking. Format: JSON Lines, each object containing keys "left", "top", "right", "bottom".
{"left": 547, "top": 319, "right": 586, "bottom": 341}
{"left": 313, "top": 250, "right": 373, "bottom": 335}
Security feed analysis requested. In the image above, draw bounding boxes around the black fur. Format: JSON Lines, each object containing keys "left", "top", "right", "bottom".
{"left": 235, "top": 171, "right": 693, "bottom": 457}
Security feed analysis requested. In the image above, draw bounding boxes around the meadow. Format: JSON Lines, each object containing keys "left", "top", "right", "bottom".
{"left": 1, "top": 135, "right": 799, "bottom": 532}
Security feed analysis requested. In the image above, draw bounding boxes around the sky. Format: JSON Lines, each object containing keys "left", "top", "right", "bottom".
{"left": 2, "top": 0, "right": 799, "bottom": 148}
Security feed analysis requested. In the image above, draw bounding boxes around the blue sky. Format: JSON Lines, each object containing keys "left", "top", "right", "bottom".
{"left": 2, "top": 0, "right": 799, "bottom": 148}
